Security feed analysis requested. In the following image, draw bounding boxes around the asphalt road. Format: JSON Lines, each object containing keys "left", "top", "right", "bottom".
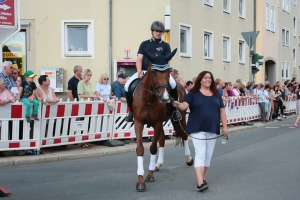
{"left": 0, "top": 118, "right": 300, "bottom": 200}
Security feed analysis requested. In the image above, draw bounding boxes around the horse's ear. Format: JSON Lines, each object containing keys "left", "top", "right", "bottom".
{"left": 165, "top": 48, "right": 177, "bottom": 61}
{"left": 144, "top": 50, "right": 156, "bottom": 62}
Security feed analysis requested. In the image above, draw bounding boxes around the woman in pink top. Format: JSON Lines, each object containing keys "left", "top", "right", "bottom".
{"left": 226, "top": 82, "right": 236, "bottom": 97}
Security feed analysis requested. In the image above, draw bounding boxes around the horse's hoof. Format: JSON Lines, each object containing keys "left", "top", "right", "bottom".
{"left": 155, "top": 163, "right": 162, "bottom": 171}
{"left": 136, "top": 183, "right": 146, "bottom": 192}
{"left": 145, "top": 176, "right": 155, "bottom": 182}
{"left": 186, "top": 158, "right": 194, "bottom": 166}
{"left": 155, "top": 167, "right": 159, "bottom": 171}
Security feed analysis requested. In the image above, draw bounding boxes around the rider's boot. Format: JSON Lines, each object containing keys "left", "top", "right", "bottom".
{"left": 170, "top": 86, "right": 182, "bottom": 121}
{"left": 125, "top": 91, "right": 134, "bottom": 122}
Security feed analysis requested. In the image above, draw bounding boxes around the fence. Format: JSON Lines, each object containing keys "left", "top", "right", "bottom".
{"left": 0, "top": 95, "right": 297, "bottom": 152}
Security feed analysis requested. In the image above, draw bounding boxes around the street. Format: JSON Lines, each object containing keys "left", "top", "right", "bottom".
{"left": 0, "top": 118, "right": 300, "bottom": 200}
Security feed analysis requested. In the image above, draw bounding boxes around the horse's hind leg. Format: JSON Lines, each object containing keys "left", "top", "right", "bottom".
{"left": 155, "top": 130, "right": 166, "bottom": 171}
{"left": 182, "top": 131, "right": 193, "bottom": 166}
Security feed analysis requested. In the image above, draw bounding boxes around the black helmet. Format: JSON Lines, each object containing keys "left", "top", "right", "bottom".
{"left": 150, "top": 21, "right": 165, "bottom": 32}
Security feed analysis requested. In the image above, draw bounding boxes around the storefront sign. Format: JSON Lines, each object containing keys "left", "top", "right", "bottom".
{"left": 0, "top": 0, "right": 16, "bottom": 27}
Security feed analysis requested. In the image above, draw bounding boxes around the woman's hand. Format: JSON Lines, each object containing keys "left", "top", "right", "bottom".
{"left": 222, "top": 128, "right": 228, "bottom": 137}
{"left": 28, "top": 95, "right": 34, "bottom": 102}
{"left": 172, "top": 100, "right": 180, "bottom": 108}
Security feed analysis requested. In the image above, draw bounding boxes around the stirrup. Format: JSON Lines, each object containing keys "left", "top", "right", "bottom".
{"left": 125, "top": 112, "right": 134, "bottom": 122}
{"left": 172, "top": 110, "right": 182, "bottom": 121}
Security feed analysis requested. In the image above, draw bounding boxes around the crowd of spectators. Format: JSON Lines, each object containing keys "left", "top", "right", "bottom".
{"left": 0, "top": 61, "right": 298, "bottom": 156}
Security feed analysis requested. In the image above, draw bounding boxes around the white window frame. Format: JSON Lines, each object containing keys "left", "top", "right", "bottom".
{"left": 204, "top": 0, "right": 213, "bottom": 7}
{"left": 223, "top": 0, "right": 231, "bottom": 14}
{"left": 239, "top": 0, "right": 246, "bottom": 19}
{"left": 204, "top": 29, "right": 214, "bottom": 60}
{"left": 293, "top": 16, "right": 297, "bottom": 36}
{"left": 283, "top": 0, "right": 290, "bottom": 13}
{"left": 238, "top": 39, "right": 246, "bottom": 64}
{"left": 282, "top": 27, "right": 290, "bottom": 46}
{"left": 266, "top": 4, "right": 275, "bottom": 32}
{"left": 293, "top": 48, "right": 296, "bottom": 68}
{"left": 61, "top": 20, "right": 94, "bottom": 57}
{"left": 282, "top": 61, "right": 290, "bottom": 80}
{"left": 222, "top": 35, "right": 231, "bottom": 62}
{"left": 179, "top": 23, "right": 192, "bottom": 58}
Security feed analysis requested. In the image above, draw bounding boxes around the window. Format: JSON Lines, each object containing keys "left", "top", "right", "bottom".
{"left": 293, "top": 48, "right": 296, "bottom": 68}
{"left": 266, "top": 4, "right": 275, "bottom": 32}
{"left": 223, "top": 0, "right": 231, "bottom": 13}
{"left": 293, "top": 17, "right": 297, "bottom": 36}
{"left": 179, "top": 23, "right": 192, "bottom": 57}
{"left": 294, "top": 0, "right": 297, "bottom": 5}
{"left": 282, "top": 62, "right": 290, "bottom": 80}
{"left": 62, "top": 20, "right": 94, "bottom": 57}
{"left": 204, "top": 0, "right": 213, "bottom": 7}
{"left": 283, "top": 0, "right": 290, "bottom": 12}
{"left": 223, "top": 36, "right": 231, "bottom": 62}
{"left": 204, "top": 30, "right": 214, "bottom": 60}
{"left": 239, "top": 0, "right": 246, "bottom": 18}
{"left": 239, "top": 40, "right": 245, "bottom": 64}
{"left": 282, "top": 28, "right": 290, "bottom": 46}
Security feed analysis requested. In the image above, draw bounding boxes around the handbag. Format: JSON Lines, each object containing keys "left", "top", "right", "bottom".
{"left": 281, "top": 105, "right": 286, "bottom": 110}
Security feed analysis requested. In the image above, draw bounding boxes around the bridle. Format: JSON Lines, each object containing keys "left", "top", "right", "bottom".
{"left": 140, "top": 68, "right": 170, "bottom": 106}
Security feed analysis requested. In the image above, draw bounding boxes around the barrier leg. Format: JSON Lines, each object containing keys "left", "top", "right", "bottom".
{"left": 0, "top": 185, "right": 11, "bottom": 197}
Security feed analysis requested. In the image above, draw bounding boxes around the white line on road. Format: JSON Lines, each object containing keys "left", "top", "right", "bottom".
{"left": 281, "top": 124, "right": 293, "bottom": 126}
{"left": 265, "top": 127, "right": 279, "bottom": 128}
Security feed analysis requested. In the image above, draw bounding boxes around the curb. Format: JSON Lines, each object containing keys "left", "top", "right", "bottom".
{"left": 0, "top": 115, "right": 297, "bottom": 168}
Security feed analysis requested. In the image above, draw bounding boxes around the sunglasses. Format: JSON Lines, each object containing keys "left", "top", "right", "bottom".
{"left": 103, "top": 78, "right": 109, "bottom": 81}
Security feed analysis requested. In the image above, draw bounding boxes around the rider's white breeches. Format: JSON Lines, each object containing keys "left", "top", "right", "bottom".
{"left": 191, "top": 131, "right": 217, "bottom": 168}
{"left": 124, "top": 71, "right": 177, "bottom": 92}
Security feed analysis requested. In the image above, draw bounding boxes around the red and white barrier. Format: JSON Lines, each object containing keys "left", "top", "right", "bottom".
{"left": 0, "top": 97, "right": 298, "bottom": 153}
{"left": 0, "top": 102, "right": 41, "bottom": 151}
{"left": 40, "top": 101, "right": 113, "bottom": 147}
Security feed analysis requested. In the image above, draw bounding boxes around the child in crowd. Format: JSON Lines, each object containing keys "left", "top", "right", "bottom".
{"left": 16, "top": 70, "right": 39, "bottom": 123}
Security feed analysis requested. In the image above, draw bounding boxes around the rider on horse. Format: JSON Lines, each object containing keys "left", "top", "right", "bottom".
{"left": 124, "top": 21, "right": 180, "bottom": 122}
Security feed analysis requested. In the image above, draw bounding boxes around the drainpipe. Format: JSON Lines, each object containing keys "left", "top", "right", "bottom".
{"left": 254, "top": 0, "right": 256, "bottom": 52}
{"left": 108, "top": 0, "right": 113, "bottom": 80}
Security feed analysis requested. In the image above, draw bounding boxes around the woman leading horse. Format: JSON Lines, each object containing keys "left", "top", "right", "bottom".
{"left": 130, "top": 49, "right": 193, "bottom": 192}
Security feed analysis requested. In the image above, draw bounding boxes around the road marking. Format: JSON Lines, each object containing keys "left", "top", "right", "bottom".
{"left": 289, "top": 127, "right": 296, "bottom": 128}
{"left": 281, "top": 124, "right": 293, "bottom": 126}
{"left": 265, "top": 127, "right": 279, "bottom": 128}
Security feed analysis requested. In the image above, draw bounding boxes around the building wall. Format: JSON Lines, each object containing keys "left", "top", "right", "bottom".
{"left": 170, "top": 0, "right": 254, "bottom": 83}
{"left": 19, "top": 0, "right": 169, "bottom": 94}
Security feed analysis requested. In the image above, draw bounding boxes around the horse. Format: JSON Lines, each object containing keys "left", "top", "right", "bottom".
{"left": 131, "top": 48, "right": 193, "bottom": 192}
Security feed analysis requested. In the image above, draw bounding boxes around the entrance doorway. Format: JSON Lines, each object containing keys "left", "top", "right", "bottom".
{"left": 265, "top": 60, "right": 276, "bottom": 84}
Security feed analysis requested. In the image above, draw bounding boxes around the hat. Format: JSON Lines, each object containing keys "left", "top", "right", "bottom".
{"left": 118, "top": 73, "right": 126, "bottom": 79}
{"left": 24, "top": 70, "right": 37, "bottom": 78}
{"left": 173, "top": 69, "right": 179, "bottom": 74}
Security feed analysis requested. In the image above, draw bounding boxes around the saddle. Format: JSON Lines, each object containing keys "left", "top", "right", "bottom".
{"left": 128, "top": 78, "right": 141, "bottom": 97}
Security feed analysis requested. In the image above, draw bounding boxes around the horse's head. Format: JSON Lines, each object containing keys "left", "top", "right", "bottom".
{"left": 144, "top": 48, "right": 177, "bottom": 103}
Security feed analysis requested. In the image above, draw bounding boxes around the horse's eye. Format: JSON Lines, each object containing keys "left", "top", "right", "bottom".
{"left": 151, "top": 70, "right": 156, "bottom": 75}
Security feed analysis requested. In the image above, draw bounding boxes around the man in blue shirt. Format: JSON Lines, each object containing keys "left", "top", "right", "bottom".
{"left": 0, "top": 61, "right": 16, "bottom": 91}
{"left": 114, "top": 73, "right": 127, "bottom": 102}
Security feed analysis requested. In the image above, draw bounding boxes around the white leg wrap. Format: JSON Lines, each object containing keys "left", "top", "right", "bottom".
{"left": 137, "top": 156, "right": 144, "bottom": 176}
{"left": 157, "top": 147, "right": 164, "bottom": 164}
{"left": 149, "top": 154, "right": 156, "bottom": 171}
{"left": 184, "top": 140, "right": 191, "bottom": 157}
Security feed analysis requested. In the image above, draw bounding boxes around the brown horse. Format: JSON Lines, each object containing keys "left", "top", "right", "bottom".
{"left": 132, "top": 49, "right": 193, "bottom": 192}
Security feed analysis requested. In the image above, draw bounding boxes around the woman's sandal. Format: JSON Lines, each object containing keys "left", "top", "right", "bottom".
{"left": 293, "top": 124, "right": 299, "bottom": 128}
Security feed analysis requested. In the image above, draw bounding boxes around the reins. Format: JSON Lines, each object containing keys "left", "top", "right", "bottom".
{"left": 169, "top": 96, "right": 228, "bottom": 141}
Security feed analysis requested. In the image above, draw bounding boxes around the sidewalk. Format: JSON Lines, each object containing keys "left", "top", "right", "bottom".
{"left": 0, "top": 115, "right": 297, "bottom": 168}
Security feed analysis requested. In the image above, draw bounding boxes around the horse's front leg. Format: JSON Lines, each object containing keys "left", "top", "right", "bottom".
{"left": 135, "top": 121, "right": 146, "bottom": 192}
{"left": 155, "top": 129, "right": 166, "bottom": 171}
{"left": 146, "top": 124, "right": 163, "bottom": 182}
